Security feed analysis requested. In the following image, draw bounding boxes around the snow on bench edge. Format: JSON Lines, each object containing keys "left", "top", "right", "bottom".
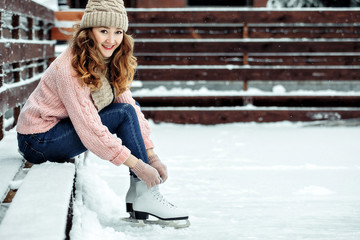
{"left": 0, "top": 130, "right": 24, "bottom": 203}
{"left": 0, "top": 162, "right": 75, "bottom": 240}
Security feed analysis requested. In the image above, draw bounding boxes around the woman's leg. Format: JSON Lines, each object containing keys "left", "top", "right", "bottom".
{"left": 17, "top": 117, "right": 87, "bottom": 164}
{"left": 17, "top": 103, "right": 148, "bottom": 166}
{"left": 99, "top": 103, "right": 149, "bottom": 165}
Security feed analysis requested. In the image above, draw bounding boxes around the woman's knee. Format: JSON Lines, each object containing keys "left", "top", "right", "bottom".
{"left": 106, "top": 103, "right": 137, "bottom": 119}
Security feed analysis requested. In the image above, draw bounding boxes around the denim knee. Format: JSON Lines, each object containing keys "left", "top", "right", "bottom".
{"left": 120, "top": 103, "right": 138, "bottom": 118}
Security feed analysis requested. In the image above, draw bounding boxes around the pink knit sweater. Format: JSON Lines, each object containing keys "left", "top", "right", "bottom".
{"left": 16, "top": 47, "right": 154, "bottom": 165}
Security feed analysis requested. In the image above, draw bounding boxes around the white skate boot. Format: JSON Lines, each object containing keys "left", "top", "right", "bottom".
{"left": 124, "top": 176, "right": 190, "bottom": 228}
{"left": 125, "top": 175, "right": 137, "bottom": 218}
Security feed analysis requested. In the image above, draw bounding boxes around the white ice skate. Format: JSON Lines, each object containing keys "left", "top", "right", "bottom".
{"left": 125, "top": 175, "right": 137, "bottom": 218}
{"left": 124, "top": 176, "right": 190, "bottom": 229}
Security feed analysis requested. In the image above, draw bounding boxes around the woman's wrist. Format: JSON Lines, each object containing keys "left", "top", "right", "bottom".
{"left": 146, "top": 148, "right": 155, "bottom": 157}
{"left": 124, "top": 154, "right": 138, "bottom": 169}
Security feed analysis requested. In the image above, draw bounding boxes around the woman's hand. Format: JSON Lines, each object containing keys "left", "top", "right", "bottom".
{"left": 124, "top": 155, "right": 161, "bottom": 188}
{"left": 148, "top": 153, "right": 168, "bottom": 183}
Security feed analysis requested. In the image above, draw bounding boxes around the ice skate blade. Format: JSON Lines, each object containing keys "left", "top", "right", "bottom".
{"left": 122, "top": 217, "right": 190, "bottom": 229}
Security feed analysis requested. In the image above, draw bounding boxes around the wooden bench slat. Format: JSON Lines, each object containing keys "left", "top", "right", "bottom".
{"left": 127, "top": 10, "right": 360, "bottom": 24}
{"left": 0, "top": 0, "right": 54, "bottom": 22}
{"left": 0, "top": 163, "right": 75, "bottom": 240}
{"left": 0, "top": 79, "right": 40, "bottom": 115}
{"left": 52, "top": 25, "right": 360, "bottom": 41}
{"left": 142, "top": 107, "right": 360, "bottom": 124}
{"left": 0, "top": 42, "right": 55, "bottom": 65}
{"left": 134, "top": 40, "right": 360, "bottom": 53}
{"left": 0, "top": 133, "right": 24, "bottom": 203}
{"left": 55, "top": 10, "right": 360, "bottom": 24}
{"left": 136, "top": 66, "right": 360, "bottom": 81}
{"left": 136, "top": 54, "right": 360, "bottom": 66}
{"left": 134, "top": 95, "right": 360, "bottom": 108}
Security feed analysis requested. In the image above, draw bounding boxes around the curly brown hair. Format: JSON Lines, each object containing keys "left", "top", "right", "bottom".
{"left": 70, "top": 25, "right": 137, "bottom": 96}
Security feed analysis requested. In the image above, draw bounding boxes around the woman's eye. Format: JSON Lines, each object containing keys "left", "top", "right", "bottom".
{"left": 116, "top": 31, "right": 123, "bottom": 35}
{"left": 100, "top": 30, "right": 108, "bottom": 34}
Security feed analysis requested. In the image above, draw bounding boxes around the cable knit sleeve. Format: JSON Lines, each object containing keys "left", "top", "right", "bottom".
{"left": 115, "top": 89, "right": 154, "bottom": 149}
{"left": 54, "top": 51, "right": 131, "bottom": 166}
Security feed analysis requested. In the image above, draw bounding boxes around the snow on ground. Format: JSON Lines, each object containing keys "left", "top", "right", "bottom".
{"left": 68, "top": 121, "right": 360, "bottom": 240}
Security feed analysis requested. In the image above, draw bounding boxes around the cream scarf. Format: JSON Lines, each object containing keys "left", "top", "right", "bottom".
{"left": 90, "top": 59, "right": 115, "bottom": 111}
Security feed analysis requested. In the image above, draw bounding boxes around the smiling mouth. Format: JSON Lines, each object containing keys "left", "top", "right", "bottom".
{"left": 102, "top": 45, "right": 114, "bottom": 50}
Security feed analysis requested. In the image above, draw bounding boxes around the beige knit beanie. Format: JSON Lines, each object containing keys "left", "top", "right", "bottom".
{"left": 80, "top": 0, "right": 128, "bottom": 31}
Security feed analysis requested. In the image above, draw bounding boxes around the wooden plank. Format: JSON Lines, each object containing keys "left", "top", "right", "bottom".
{"left": 247, "top": 95, "right": 360, "bottom": 107}
{"left": 136, "top": 54, "right": 360, "bottom": 66}
{"left": 54, "top": 11, "right": 84, "bottom": 21}
{"left": 51, "top": 27, "right": 74, "bottom": 41}
{"left": 127, "top": 10, "right": 360, "bottom": 24}
{"left": 136, "top": 66, "right": 360, "bottom": 81}
{"left": 0, "top": 0, "right": 54, "bottom": 22}
{"left": 248, "top": 26, "right": 360, "bottom": 39}
{"left": 55, "top": 10, "right": 360, "bottom": 24}
{"left": 134, "top": 95, "right": 360, "bottom": 108}
{"left": 0, "top": 79, "right": 40, "bottom": 115}
{"left": 0, "top": 132, "right": 24, "bottom": 203}
{"left": 53, "top": 25, "right": 360, "bottom": 41}
{"left": 135, "top": 96, "right": 244, "bottom": 107}
{"left": 247, "top": 55, "right": 360, "bottom": 66}
{"left": 142, "top": 108, "right": 360, "bottom": 124}
{"left": 52, "top": 25, "right": 244, "bottom": 40}
{"left": 134, "top": 40, "right": 360, "bottom": 53}
{"left": 0, "top": 159, "right": 23, "bottom": 203}
{"left": 136, "top": 54, "right": 244, "bottom": 65}
{"left": 0, "top": 42, "right": 55, "bottom": 65}
{"left": 129, "top": 26, "right": 243, "bottom": 39}
{"left": 0, "top": 163, "right": 75, "bottom": 240}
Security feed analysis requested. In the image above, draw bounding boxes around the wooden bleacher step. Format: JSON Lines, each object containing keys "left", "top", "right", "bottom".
{"left": 0, "top": 163, "right": 75, "bottom": 240}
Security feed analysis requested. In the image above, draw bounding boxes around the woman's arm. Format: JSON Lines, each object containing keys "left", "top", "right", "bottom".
{"left": 54, "top": 50, "right": 131, "bottom": 166}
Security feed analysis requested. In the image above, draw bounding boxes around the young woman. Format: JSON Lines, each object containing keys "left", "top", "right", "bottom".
{"left": 16, "top": 0, "right": 188, "bottom": 222}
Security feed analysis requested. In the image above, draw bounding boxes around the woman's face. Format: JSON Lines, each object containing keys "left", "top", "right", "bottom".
{"left": 92, "top": 26, "right": 124, "bottom": 58}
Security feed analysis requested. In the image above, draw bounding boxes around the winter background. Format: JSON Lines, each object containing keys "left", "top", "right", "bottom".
{"left": 1, "top": 0, "right": 360, "bottom": 239}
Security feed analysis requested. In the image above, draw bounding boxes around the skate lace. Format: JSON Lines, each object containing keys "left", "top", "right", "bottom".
{"left": 151, "top": 187, "right": 176, "bottom": 208}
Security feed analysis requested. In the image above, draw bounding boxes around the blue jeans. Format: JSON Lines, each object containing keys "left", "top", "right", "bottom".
{"left": 17, "top": 103, "right": 149, "bottom": 169}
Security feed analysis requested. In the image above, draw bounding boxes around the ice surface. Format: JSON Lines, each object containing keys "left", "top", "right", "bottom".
{"left": 69, "top": 121, "right": 360, "bottom": 240}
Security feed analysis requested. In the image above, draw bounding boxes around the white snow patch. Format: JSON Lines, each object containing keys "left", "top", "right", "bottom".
{"left": 295, "top": 185, "right": 335, "bottom": 196}
{"left": 272, "top": 84, "right": 287, "bottom": 94}
{"left": 132, "top": 85, "right": 360, "bottom": 97}
{"left": 32, "top": 0, "right": 58, "bottom": 11}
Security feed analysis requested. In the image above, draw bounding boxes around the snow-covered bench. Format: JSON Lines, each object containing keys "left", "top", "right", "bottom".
{"left": 0, "top": 130, "right": 76, "bottom": 240}
{"left": 0, "top": 159, "right": 75, "bottom": 240}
